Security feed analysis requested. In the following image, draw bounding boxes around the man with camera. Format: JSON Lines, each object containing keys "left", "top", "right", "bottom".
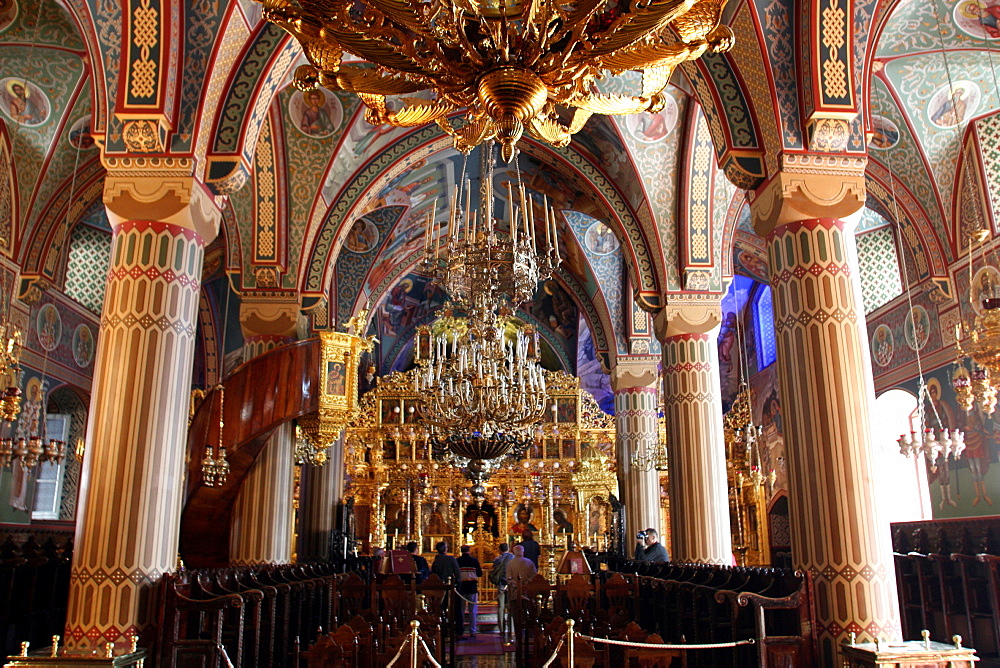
{"left": 634, "top": 528, "right": 669, "bottom": 562}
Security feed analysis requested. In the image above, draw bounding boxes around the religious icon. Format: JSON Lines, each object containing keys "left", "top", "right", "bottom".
{"left": 36, "top": 303, "right": 62, "bottom": 352}
{"left": 588, "top": 498, "right": 609, "bottom": 536}
{"left": 623, "top": 95, "right": 678, "bottom": 144}
{"left": 68, "top": 115, "right": 96, "bottom": 150}
{"left": 326, "top": 360, "right": 347, "bottom": 396}
{"left": 869, "top": 115, "right": 900, "bottom": 150}
{"left": 288, "top": 88, "right": 342, "bottom": 138}
{"left": 584, "top": 221, "right": 620, "bottom": 255}
{"left": 345, "top": 217, "right": 380, "bottom": 254}
{"left": 72, "top": 324, "right": 95, "bottom": 368}
{"left": 0, "top": 0, "right": 17, "bottom": 34}
{"left": 904, "top": 305, "right": 930, "bottom": 352}
{"left": 509, "top": 503, "right": 538, "bottom": 535}
{"left": 955, "top": 0, "right": 1000, "bottom": 39}
{"left": 972, "top": 266, "right": 1000, "bottom": 314}
{"left": 0, "top": 77, "right": 49, "bottom": 127}
{"left": 928, "top": 81, "right": 980, "bottom": 129}
{"left": 553, "top": 506, "right": 575, "bottom": 534}
{"left": 871, "top": 324, "right": 894, "bottom": 368}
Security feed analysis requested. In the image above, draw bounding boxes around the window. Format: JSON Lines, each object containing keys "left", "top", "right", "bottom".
{"left": 32, "top": 413, "right": 70, "bottom": 520}
{"left": 754, "top": 286, "right": 777, "bottom": 369}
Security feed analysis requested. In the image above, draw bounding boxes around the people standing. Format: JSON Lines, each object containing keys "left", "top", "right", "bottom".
{"left": 491, "top": 543, "right": 514, "bottom": 640}
{"left": 457, "top": 545, "right": 483, "bottom": 638}
{"left": 407, "top": 541, "right": 430, "bottom": 583}
{"left": 431, "top": 541, "right": 464, "bottom": 637}
{"left": 634, "top": 528, "right": 670, "bottom": 562}
{"left": 520, "top": 529, "right": 540, "bottom": 566}
{"left": 505, "top": 545, "right": 538, "bottom": 642}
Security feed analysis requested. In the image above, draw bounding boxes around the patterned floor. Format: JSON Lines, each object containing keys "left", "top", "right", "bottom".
{"left": 453, "top": 603, "right": 519, "bottom": 666}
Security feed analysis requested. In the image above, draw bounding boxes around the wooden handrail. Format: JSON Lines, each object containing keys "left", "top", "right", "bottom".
{"left": 179, "top": 339, "right": 321, "bottom": 567}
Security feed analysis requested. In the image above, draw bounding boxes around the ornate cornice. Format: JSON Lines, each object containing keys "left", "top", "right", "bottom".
{"left": 610, "top": 356, "right": 659, "bottom": 392}
{"left": 653, "top": 294, "right": 723, "bottom": 340}
{"left": 240, "top": 296, "right": 302, "bottom": 338}
{"left": 749, "top": 153, "right": 867, "bottom": 236}
{"left": 103, "top": 175, "right": 222, "bottom": 242}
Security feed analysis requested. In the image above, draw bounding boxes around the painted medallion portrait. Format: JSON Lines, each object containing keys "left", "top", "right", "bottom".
{"left": 288, "top": 88, "right": 343, "bottom": 138}
{"left": 954, "top": 0, "right": 1000, "bottom": 39}
{"left": 972, "top": 265, "right": 1000, "bottom": 314}
{"left": 904, "top": 305, "right": 930, "bottom": 352}
{"left": 927, "top": 81, "right": 981, "bottom": 129}
{"left": 0, "top": 0, "right": 18, "bottom": 33}
{"left": 35, "top": 303, "right": 62, "bottom": 352}
{"left": 869, "top": 115, "right": 900, "bottom": 150}
{"left": 0, "top": 77, "right": 49, "bottom": 127}
{"left": 67, "top": 115, "right": 96, "bottom": 150}
{"left": 584, "top": 221, "right": 620, "bottom": 255}
{"left": 344, "top": 217, "right": 380, "bottom": 254}
{"left": 871, "top": 324, "right": 894, "bottom": 368}
{"left": 623, "top": 95, "right": 679, "bottom": 144}
{"left": 72, "top": 324, "right": 95, "bottom": 368}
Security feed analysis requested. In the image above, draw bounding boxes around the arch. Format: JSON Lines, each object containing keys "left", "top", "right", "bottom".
{"left": 204, "top": 22, "right": 297, "bottom": 195}
{"left": 0, "top": 123, "right": 18, "bottom": 258}
{"left": 20, "top": 156, "right": 105, "bottom": 283}
{"left": 300, "top": 126, "right": 663, "bottom": 311}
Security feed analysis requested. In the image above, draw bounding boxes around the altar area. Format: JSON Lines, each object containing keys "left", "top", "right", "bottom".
{"left": 342, "top": 370, "right": 639, "bottom": 579}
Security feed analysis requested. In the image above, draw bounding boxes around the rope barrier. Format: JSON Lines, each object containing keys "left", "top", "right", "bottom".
{"left": 384, "top": 637, "right": 411, "bottom": 667}
{"left": 383, "top": 618, "right": 444, "bottom": 668}
{"left": 578, "top": 634, "right": 756, "bottom": 650}
{"left": 418, "top": 637, "right": 443, "bottom": 667}
{"left": 541, "top": 633, "right": 566, "bottom": 667}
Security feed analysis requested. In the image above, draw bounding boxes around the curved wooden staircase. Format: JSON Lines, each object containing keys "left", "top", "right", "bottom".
{"left": 179, "top": 338, "right": 320, "bottom": 567}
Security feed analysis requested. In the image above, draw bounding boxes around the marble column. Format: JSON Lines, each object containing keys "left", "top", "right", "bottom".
{"left": 654, "top": 301, "right": 732, "bottom": 565}
{"left": 229, "top": 300, "right": 299, "bottom": 565}
{"left": 751, "top": 163, "right": 900, "bottom": 659}
{"left": 611, "top": 358, "right": 662, "bottom": 544}
{"left": 65, "top": 177, "right": 220, "bottom": 650}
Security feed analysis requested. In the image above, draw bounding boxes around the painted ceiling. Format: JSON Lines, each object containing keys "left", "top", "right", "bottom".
{"left": 1, "top": 0, "right": 998, "bottom": 387}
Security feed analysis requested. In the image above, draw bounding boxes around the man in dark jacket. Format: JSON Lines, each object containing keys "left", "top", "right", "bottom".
{"left": 520, "top": 530, "right": 541, "bottom": 566}
{"left": 634, "top": 528, "right": 670, "bottom": 562}
{"left": 431, "top": 541, "right": 464, "bottom": 637}
{"left": 407, "top": 541, "right": 430, "bottom": 583}
{"left": 457, "top": 545, "right": 483, "bottom": 637}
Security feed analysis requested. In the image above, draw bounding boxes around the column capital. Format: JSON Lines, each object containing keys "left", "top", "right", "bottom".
{"left": 240, "top": 294, "right": 303, "bottom": 339}
{"left": 749, "top": 154, "right": 867, "bottom": 237}
{"left": 103, "top": 173, "right": 222, "bottom": 243}
{"left": 610, "top": 355, "right": 659, "bottom": 392}
{"left": 653, "top": 296, "right": 723, "bottom": 340}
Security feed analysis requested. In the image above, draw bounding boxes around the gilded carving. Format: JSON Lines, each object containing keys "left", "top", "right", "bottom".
{"left": 121, "top": 119, "right": 164, "bottom": 153}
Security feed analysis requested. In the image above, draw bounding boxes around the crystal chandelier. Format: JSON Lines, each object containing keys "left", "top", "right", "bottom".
{"left": 414, "top": 312, "right": 548, "bottom": 438}
{"left": 896, "top": 378, "right": 966, "bottom": 464}
{"left": 201, "top": 384, "right": 230, "bottom": 487}
{"left": 261, "top": 0, "right": 734, "bottom": 161}
{"left": 423, "top": 142, "right": 558, "bottom": 319}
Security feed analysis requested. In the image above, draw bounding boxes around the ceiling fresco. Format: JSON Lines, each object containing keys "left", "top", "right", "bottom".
{"left": 2, "top": 0, "right": 1000, "bottom": 422}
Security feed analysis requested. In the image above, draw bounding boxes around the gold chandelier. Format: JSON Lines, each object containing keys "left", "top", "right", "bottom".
{"left": 414, "top": 311, "right": 548, "bottom": 439}
{"left": 261, "top": 0, "right": 734, "bottom": 160}
{"left": 424, "top": 142, "right": 558, "bottom": 318}
{"left": 0, "top": 321, "right": 22, "bottom": 422}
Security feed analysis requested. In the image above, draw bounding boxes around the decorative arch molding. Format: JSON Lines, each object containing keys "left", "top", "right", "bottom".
{"left": 720, "top": 191, "right": 750, "bottom": 281}
{"left": 204, "top": 22, "right": 297, "bottom": 195}
{"left": 954, "top": 114, "right": 999, "bottom": 251}
{"left": 555, "top": 268, "right": 617, "bottom": 368}
{"left": 518, "top": 141, "right": 663, "bottom": 311}
{"left": 21, "top": 157, "right": 106, "bottom": 285}
{"left": 0, "top": 124, "right": 18, "bottom": 259}
{"left": 60, "top": 0, "right": 113, "bottom": 133}
{"left": 681, "top": 49, "right": 766, "bottom": 189}
{"left": 301, "top": 127, "right": 659, "bottom": 312}
{"left": 864, "top": 165, "right": 943, "bottom": 283}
